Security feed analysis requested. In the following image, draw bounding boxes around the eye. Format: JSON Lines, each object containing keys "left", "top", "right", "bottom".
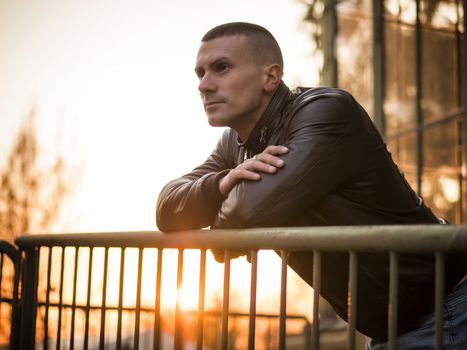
{"left": 215, "top": 62, "right": 231, "bottom": 74}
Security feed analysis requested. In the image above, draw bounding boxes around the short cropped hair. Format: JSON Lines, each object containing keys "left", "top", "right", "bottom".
{"left": 202, "top": 22, "right": 284, "bottom": 69}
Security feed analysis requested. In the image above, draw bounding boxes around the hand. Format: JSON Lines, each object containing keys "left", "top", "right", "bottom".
{"left": 219, "top": 145, "right": 289, "bottom": 196}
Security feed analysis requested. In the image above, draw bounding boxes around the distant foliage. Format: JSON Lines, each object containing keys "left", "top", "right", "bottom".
{"left": 0, "top": 109, "right": 71, "bottom": 241}
{"left": 300, "top": 0, "right": 325, "bottom": 52}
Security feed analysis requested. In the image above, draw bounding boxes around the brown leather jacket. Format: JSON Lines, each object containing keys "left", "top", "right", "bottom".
{"left": 156, "top": 82, "right": 464, "bottom": 339}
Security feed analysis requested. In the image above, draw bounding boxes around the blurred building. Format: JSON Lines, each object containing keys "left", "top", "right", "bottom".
{"left": 305, "top": 0, "right": 465, "bottom": 223}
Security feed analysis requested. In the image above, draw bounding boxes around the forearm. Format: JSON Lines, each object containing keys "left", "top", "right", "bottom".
{"left": 213, "top": 96, "right": 359, "bottom": 229}
{"left": 156, "top": 170, "right": 228, "bottom": 231}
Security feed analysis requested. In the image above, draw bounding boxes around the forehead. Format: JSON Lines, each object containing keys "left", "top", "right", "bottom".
{"left": 195, "top": 35, "right": 253, "bottom": 67}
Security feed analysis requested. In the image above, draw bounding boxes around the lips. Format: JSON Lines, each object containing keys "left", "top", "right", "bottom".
{"left": 204, "top": 100, "right": 223, "bottom": 108}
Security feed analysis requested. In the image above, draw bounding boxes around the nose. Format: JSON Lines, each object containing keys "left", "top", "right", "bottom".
{"left": 198, "top": 73, "right": 216, "bottom": 94}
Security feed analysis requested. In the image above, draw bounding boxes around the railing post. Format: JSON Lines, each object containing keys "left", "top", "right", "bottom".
{"left": 0, "top": 241, "right": 21, "bottom": 350}
{"left": 312, "top": 251, "right": 322, "bottom": 350}
{"left": 197, "top": 249, "right": 207, "bottom": 350}
{"left": 175, "top": 248, "right": 185, "bottom": 350}
{"left": 388, "top": 252, "right": 399, "bottom": 350}
{"left": 18, "top": 247, "right": 39, "bottom": 350}
{"left": 221, "top": 249, "right": 231, "bottom": 350}
{"left": 279, "top": 250, "right": 288, "bottom": 350}
{"left": 348, "top": 251, "right": 358, "bottom": 350}
{"left": 434, "top": 252, "right": 445, "bottom": 350}
{"left": 248, "top": 249, "right": 258, "bottom": 350}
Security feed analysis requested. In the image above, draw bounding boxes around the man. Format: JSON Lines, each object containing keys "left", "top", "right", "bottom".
{"left": 156, "top": 22, "right": 467, "bottom": 347}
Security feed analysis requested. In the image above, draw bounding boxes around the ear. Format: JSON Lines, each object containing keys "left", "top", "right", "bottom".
{"left": 263, "top": 64, "right": 283, "bottom": 93}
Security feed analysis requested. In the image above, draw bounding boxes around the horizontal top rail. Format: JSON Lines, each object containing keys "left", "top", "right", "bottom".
{"left": 14, "top": 225, "right": 467, "bottom": 253}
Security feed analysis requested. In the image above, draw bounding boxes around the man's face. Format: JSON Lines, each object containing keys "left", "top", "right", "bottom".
{"left": 195, "top": 35, "right": 268, "bottom": 136}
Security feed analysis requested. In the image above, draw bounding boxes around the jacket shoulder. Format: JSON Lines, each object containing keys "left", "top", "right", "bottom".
{"left": 290, "top": 86, "right": 355, "bottom": 109}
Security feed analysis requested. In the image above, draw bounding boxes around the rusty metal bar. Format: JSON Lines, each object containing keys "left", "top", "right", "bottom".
{"left": 435, "top": 252, "right": 445, "bottom": 350}
{"left": 388, "top": 251, "right": 399, "bottom": 350}
{"left": 44, "top": 247, "right": 53, "bottom": 349}
{"left": 99, "top": 247, "right": 109, "bottom": 350}
{"left": 0, "top": 252, "right": 3, "bottom": 304}
{"left": 84, "top": 247, "right": 93, "bottom": 350}
{"left": 279, "top": 250, "right": 288, "bottom": 350}
{"left": 196, "top": 249, "right": 206, "bottom": 350}
{"left": 117, "top": 247, "right": 126, "bottom": 349}
{"left": 19, "top": 248, "right": 39, "bottom": 350}
{"left": 10, "top": 256, "right": 20, "bottom": 350}
{"left": 415, "top": 0, "right": 423, "bottom": 196}
{"left": 348, "top": 251, "right": 358, "bottom": 350}
{"left": 312, "top": 250, "right": 321, "bottom": 350}
{"left": 174, "top": 248, "right": 184, "bottom": 350}
{"left": 221, "top": 249, "right": 231, "bottom": 350}
{"left": 0, "top": 241, "right": 20, "bottom": 349}
{"left": 15, "top": 226, "right": 467, "bottom": 253}
{"left": 153, "top": 248, "right": 163, "bottom": 350}
{"left": 248, "top": 249, "right": 258, "bottom": 350}
{"left": 70, "top": 247, "right": 80, "bottom": 349}
{"left": 134, "top": 248, "right": 144, "bottom": 350}
{"left": 56, "top": 247, "right": 65, "bottom": 350}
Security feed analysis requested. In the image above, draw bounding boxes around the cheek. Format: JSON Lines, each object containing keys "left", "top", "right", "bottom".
{"left": 237, "top": 82, "right": 263, "bottom": 106}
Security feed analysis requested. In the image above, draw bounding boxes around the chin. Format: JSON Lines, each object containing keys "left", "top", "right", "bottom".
{"left": 207, "top": 115, "right": 228, "bottom": 128}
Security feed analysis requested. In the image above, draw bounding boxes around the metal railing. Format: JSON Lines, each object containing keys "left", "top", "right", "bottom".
{"left": 1, "top": 225, "right": 467, "bottom": 349}
{"left": 0, "top": 240, "right": 20, "bottom": 349}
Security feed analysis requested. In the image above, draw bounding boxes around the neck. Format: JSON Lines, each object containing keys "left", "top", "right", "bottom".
{"left": 237, "top": 81, "right": 291, "bottom": 148}
{"left": 236, "top": 95, "right": 272, "bottom": 142}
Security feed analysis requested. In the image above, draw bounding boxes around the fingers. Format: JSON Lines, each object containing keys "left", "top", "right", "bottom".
{"left": 253, "top": 152, "right": 285, "bottom": 169}
{"left": 247, "top": 145, "right": 288, "bottom": 170}
{"left": 263, "top": 145, "right": 289, "bottom": 156}
{"left": 219, "top": 145, "right": 288, "bottom": 196}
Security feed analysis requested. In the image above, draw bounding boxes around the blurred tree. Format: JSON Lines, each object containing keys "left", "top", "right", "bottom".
{"left": 0, "top": 107, "right": 72, "bottom": 241}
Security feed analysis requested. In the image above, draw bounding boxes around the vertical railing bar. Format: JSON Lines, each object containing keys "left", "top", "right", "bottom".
{"left": 0, "top": 253, "right": 3, "bottom": 343}
{"left": 388, "top": 251, "right": 399, "bottom": 350}
{"left": 435, "top": 252, "right": 445, "bottom": 350}
{"left": 43, "top": 247, "right": 53, "bottom": 350}
{"left": 312, "top": 251, "right": 322, "bottom": 350}
{"left": 84, "top": 247, "right": 93, "bottom": 350}
{"left": 56, "top": 246, "right": 66, "bottom": 350}
{"left": 117, "top": 247, "right": 126, "bottom": 350}
{"left": 35, "top": 248, "right": 40, "bottom": 348}
{"left": 279, "top": 250, "right": 288, "bottom": 350}
{"left": 153, "top": 248, "right": 163, "bottom": 350}
{"left": 174, "top": 248, "right": 184, "bottom": 350}
{"left": 10, "top": 247, "right": 21, "bottom": 350}
{"left": 248, "top": 249, "right": 258, "bottom": 350}
{"left": 221, "top": 249, "right": 231, "bottom": 350}
{"left": 415, "top": 0, "right": 423, "bottom": 195}
{"left": 133, "top": 248, "right": 144, "bottom": 350}
{"left": 196, "top": 249, "right": 207, "bottom": 350}
{"left": 348, "top": 251, "right": 358, "bottom": 350}
{"left": 19, "top": 248, "right": 40, "bottom": 350}
{"left": 99, "top": 247, "right": 109, "bottom": 350}
{"left": 0, "top": 252, "right": 3, "bottom": 306}
{"left": 70, "top": 246, "right": 80, "bottom": 350}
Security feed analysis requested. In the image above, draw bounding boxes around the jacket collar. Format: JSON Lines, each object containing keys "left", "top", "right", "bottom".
{"left": 237, "top": 81, "right": 292, "bottom": 155}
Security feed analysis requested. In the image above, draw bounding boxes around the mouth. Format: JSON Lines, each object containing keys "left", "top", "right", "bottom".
{"left": 204, "top": 100, "right": 223, "bottom": 108}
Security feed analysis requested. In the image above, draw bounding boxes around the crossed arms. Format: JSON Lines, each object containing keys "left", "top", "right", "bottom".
{"left": 156, "top": 93, "right": 365, "bottom": 232}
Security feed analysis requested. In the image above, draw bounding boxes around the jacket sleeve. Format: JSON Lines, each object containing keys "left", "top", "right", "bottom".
{"left": 213, "top": 93, "right": 365, "bottom": 228}
{"left": 155, "top": 130, "right": 233, "bottom": 232}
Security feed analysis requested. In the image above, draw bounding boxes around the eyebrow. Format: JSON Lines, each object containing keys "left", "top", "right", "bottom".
{"left": 195, "top": 56, "right": 231, "bottom": 74}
